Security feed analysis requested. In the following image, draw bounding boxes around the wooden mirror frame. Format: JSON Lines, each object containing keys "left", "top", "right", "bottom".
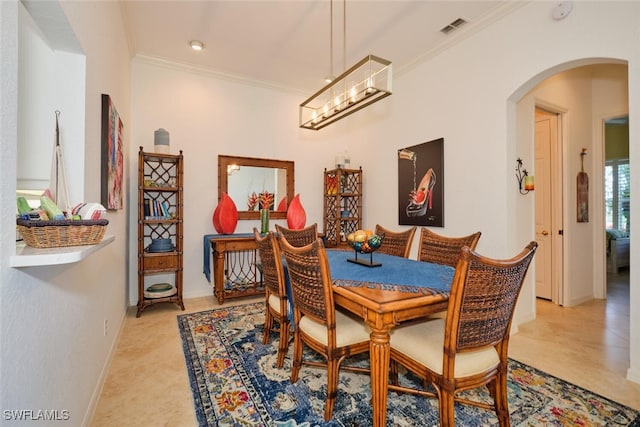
{"left": 218, "top": 155, "right": 295, "bottom": 220}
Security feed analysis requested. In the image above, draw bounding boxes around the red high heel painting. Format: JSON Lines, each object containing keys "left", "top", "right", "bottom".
{"left": 406, "top": 168, "right": 436, "bottom": 217}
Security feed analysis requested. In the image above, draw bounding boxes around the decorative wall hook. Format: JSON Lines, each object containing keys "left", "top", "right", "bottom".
{"left": 516, "top": 158, "right": 534, "bottom": 195}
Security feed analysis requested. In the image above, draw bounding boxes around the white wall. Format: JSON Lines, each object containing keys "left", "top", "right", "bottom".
{"left": 0, "top": 1, "right": 131, "bottom": 425}
{"left": 129, "top": 59, "right": 347, "bottom": 301}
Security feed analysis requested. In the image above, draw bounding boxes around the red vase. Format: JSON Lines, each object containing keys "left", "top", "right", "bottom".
{"left": 212, "top": 192, "right": 238, "bottom": 234}
{"left": 276, "top": 196, "right": 288, "bottom": 212}
{"left": 286, "top": 194, "right": 306, "bottom": 230}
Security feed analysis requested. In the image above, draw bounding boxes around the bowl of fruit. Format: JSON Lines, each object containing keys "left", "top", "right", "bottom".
{"left": 347, "top": 229, "right": 384, "bottom": 253}
{"left": 346, "top": 230, "right": 384, "bottom": 267}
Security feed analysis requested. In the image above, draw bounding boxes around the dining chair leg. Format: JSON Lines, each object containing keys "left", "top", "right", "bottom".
{"left": 262, "top": 309, "right": 273, "bottom": 345}
{"left": 276, "top": 321, "right": 290, "bottom": 369}
{"left": 324, "top": 358, "right": 340, "bottom": 421}
{"left": 494, "top": 374, "right": 511, "bottom": 427}
{"left": 439, "top": 388, "right": 455, "bottom": 426}
{"left": 290, "top": 331, "right": 303, "bottom": 383}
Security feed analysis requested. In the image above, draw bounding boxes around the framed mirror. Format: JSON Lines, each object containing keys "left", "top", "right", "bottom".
{"left": 218, "top": 155, "right": 295, "bottom": 220}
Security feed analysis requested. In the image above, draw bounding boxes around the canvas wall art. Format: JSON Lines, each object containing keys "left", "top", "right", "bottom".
{"left": 101, "top": 94, "right": 124, "bottom": 210}
{"left": 397, "top": 138, "right": 444, "bottom": 227}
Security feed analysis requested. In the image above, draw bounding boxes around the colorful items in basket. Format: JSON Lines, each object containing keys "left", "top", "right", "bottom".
{"left": 71, "top": 202, "right": 106, "bottom": 220}
{"left": 346, "top": 230, "right": 383, "bottom": 253}
{"left": 16, "top": 218, "right": 109, "bottom": 248}
{"left": 147, "top": 238, "right": 174, "bottom": 253}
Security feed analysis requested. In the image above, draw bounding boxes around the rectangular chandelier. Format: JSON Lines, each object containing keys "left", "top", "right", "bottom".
{"left": 299, "top": 55, "right": 392, "bottom": 130}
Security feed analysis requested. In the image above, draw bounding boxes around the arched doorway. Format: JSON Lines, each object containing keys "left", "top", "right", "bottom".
{"left": 509, "top": 59, "right": 633, "bottom": 400}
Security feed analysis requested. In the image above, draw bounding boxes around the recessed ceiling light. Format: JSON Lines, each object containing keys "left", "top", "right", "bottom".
{"left": 190, "top": 40, "right": 204, "bottom": 51}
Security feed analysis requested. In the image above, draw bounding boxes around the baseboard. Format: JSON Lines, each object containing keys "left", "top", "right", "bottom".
{"left": 627, "top": 366, "right": 640, "bottom": 385}
{"left": 81, "top": 308, "right": 128, "bottom": 426}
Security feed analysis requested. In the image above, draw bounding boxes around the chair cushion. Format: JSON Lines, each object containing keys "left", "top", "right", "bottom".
{"left": 299, "top": 310, "right": 370, "bottom": 347}
{"left": 268, "top": 294, "right": 289, "bottom": 315}
{"left": 390, "top": 318, "right": 499, "bottom": 377}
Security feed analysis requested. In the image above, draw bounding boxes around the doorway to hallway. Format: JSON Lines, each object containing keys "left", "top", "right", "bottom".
{"left": 534, "top": 108, "right": 563, "bottom": 304}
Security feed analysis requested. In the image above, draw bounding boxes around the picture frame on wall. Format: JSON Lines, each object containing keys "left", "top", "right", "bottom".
{"left": 101, "top": 94, "right": 124, "bottom": 210}
{"left": 397, "top": 138, "right": 444, "bottom": 227}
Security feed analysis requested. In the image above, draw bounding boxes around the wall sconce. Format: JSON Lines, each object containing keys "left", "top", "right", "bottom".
{"left": 516, "top": 158, "right": 534, "bottom": 195}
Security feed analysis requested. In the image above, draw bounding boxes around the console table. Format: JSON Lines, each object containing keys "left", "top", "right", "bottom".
{"left": 203, "top": 234, "right": 264, "bottom": 305}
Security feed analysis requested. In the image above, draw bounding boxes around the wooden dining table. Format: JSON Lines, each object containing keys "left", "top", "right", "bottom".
{"left": 325, "top": 249, "right": 454, "bottom": 427}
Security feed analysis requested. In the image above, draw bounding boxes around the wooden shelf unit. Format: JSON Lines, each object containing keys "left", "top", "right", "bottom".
{"left": 137, "top": 147, "right": 184, "bottom": 317}
{"left": 323, "top": 166, "right": 363, "bottom": 248}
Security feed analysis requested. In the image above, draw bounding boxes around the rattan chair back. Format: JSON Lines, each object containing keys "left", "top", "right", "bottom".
{"left": 374, "top": 224, "right": 417, "bottom": 258}
{"left": 275, "top": 223, "right": 318, "bottom": 248}
{"left": 279, "top": 235, "right": 331, "bottom": 324}
{"left": 418, "top": 228, "right": 481, "bottom": 267}
{"left": 448, "top": 242, "right": 537, "bottom": 353}
{"left": 253, "top": 228, "right": 290, "bottom": 368}
{"left": 254, "top": 229, "right": 286, "bottom": 297}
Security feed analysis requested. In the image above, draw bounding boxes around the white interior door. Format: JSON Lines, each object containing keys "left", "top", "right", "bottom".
{"left": 534, "top": 109, "right": 555, "bottom": 300}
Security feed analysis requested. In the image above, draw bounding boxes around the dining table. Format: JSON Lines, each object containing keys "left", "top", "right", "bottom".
{"left": 202, "top": 235, "right": 454, "bottom": 426}
{"left": 325, "top": 249, "right": 454, "bottom": 427}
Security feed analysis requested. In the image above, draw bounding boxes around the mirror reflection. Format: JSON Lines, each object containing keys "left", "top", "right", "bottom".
{"left": 227, "top": 166, "right": 287, "bottom": 211}
{"left": 218, "top": 155, "right": 294, "bottom": 220}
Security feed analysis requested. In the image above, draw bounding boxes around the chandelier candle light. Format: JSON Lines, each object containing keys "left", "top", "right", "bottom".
{"left": 300, "top": 55, "right": 392, "bottom": 130}
{"left": 299, "top": 0, "right": 392, "bottom": 130}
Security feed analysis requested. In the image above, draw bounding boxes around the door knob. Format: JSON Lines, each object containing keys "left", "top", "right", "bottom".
{"left": 541, "top": 230, "right": 549, "bottom": 236}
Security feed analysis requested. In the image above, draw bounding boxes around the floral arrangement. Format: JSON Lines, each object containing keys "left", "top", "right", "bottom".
{"left": 259, "top": 191, "right": 274, "bottom": 210}
{"left": 247, "top": 191, "right": 274, "bottom": 211}
{"left": 247, "top": 192, "right": 259, "bottom": 211}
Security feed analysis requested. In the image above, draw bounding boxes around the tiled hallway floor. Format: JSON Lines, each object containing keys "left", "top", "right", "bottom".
{"left": 91, "top": 270, "right": 639, "bottom": 425}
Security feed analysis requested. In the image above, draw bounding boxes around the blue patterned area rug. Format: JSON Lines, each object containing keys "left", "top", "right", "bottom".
{"left": 178, "top": 302, "right": 640, "bottom": 427}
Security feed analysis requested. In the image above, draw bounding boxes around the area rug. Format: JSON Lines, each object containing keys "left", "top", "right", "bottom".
{"left": 178, "top": 302, "right": 640, "bottom": 426}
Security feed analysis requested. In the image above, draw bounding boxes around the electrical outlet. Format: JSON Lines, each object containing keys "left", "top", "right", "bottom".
{"left": 103, "top": 319, "right": 108, "bottom": 336}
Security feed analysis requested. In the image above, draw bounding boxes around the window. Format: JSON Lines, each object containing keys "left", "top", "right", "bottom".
{"left": 605, "top": 159, "right": 630, "bottom": 231}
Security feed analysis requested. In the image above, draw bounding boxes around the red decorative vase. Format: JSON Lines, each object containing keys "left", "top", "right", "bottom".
{"left": 213, "top": 192, "right": 238, "bottom": 234}
{"left": 276, "top": 196, "right": 288, "bottom": 212}
{"left": 286, "top": 194, "right": 306, "bottom": 230}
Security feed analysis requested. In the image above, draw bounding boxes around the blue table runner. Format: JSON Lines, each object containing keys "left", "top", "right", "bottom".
{"left": 326, "top": 250, "right": 454, "bottom": 295}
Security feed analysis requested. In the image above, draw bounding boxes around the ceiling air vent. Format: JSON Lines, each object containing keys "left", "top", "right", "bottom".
{"left": 440, "top": 17, "right": 468, "bottom": 35}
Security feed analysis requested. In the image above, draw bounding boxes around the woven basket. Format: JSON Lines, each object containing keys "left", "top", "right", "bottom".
{"left": 16, "top": 219, "right": 109, "bottom": 248}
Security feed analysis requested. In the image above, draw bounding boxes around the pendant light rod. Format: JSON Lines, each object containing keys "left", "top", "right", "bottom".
{"left": 343, "top": 0, "right": 346, "bottom": 73}
{"left": 329, "top": 0, "right": 334, "bottom": 81}
{"left": 300, "top": 0, "right": 392, "bottom": 130}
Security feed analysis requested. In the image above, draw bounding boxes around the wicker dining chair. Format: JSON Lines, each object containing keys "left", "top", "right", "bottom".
{"left": 374, "top": 224, "right": 417, "bottom": 258}
{"left": 275, "top": 223, "right": 318, "bottom": 248}
{"left": 279, "top": 235, "right": 371, "bottom": 421}
{"left": 389, "top": 242, "right": 538, "bottom": 427}
{"left": 254, "top": 228, "right": 290, "bottom": 369}
{"left": 418, "top": 227, "right": 482, "bottom": 267}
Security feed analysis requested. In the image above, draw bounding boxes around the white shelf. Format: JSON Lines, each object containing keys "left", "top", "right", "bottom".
{"left": 10, "top": 235, "right": 115, "bottom": 267}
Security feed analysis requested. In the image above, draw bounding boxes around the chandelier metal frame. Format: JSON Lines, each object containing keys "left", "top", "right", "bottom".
{"left": 299, "top": 0, "right": 392, "bottom": 130}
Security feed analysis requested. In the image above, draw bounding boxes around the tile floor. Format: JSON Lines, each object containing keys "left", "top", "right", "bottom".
{"left": 91, "top": 270, "right": 639, "bottom": 426}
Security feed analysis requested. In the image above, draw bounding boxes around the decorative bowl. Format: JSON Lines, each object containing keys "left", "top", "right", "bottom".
{"left": 348, "top": 233, "right": 384, "bottom": 254}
